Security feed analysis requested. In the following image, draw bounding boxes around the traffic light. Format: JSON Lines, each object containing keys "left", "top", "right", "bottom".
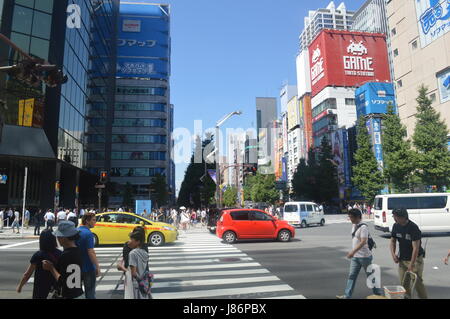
{"left": 100, "top": 171, "right": 108, "bottom": 184}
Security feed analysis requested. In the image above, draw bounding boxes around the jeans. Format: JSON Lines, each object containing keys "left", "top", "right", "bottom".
{"left": 11, "top": 221, "right": 20, "bottom": 232}
{"left": 34, "top": 223, "right": 41, "bottom": 235}
{"left": 344, "top": 256, "right": 384, "bottom": 298}
{"left": 82, "top": 271, "right": 97, "bottom": 299}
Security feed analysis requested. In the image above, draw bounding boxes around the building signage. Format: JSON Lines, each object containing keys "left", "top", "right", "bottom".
{"left": 309, "top": 30, "right": 390, "bottom": 97}
{"left": 355, "top": 82, "right": 396, "bottom": 118}
{"left": 312, "top": 110, "right": 329, "bottom": 123}
{"left": 0, "top": 174, "right": 7, "bottom": 184}
{"left": 123, "top": 19, "right": 141, "bottom": 32}
{"left": 371, "top": 117, "right": 384, "bottom": 169}
{"left": 117, "top": 3, "right": 170, "bottom": 80}
{"left": 415, "top": 0, "right": 450, "bottom": 48}
{"left": 342, "top": 130, "right": 351, "bottom": 187}
{"left": 437, "top": 69, "right": 450, "bottom": 103}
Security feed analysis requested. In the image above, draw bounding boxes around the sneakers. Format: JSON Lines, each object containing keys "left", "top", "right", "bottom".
{"left": 336, "top": 295, "right": 349, "bottom": 299}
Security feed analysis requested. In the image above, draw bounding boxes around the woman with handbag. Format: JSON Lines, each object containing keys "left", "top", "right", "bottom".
{"left": 16, "top": 230, "right": 62, "bottom": 299}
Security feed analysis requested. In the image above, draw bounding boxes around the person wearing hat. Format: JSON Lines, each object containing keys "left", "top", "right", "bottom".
{"left": 42, "top": 221, "right": 84, "bottom": 299}
{"left": 390, "top": 208, "right": 428, "bottom": 299}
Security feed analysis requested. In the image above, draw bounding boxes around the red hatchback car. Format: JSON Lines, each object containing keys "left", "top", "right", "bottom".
{"left": 216, "top": 209, "right": 296, "bottom": 244}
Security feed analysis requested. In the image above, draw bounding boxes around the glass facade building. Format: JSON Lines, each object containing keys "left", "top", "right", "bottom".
{"left": 88, "top": 2, "right": 173, "bottom": 207}
{"left": 0, "top": 0, "right": 119, "bottom": 209}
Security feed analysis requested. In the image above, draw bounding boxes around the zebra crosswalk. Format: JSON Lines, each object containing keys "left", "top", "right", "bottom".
{"left": 25, "top": 230, "right": 306, "bottom": 299}
{"left": 95, "top": 230, "right": 306, "bottom": 299}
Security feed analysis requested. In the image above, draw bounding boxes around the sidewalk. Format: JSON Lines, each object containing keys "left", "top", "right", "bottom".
{"left": 0, "top": 227, "right": 39, "bottom": 239}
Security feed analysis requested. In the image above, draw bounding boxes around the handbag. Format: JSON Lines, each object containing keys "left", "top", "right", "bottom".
{"left": 136, "top": 268, "right": 154, "bottom": 296}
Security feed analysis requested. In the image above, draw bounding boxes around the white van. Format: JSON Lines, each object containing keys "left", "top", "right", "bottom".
{"left": 283, "top": 202, "right": 325, "bottom": 228}
{"left": 373, "top": 193, "right": 450, "bottom": 233}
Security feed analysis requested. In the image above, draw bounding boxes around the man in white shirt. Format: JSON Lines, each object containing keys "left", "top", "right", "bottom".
{"left": 67, "top": 210, "right": 78, "bottom": 227}
{"left": 337, "top": 209, "right": 383, "bottom": 299}
{"left": 44, "top": 210, "right": 55, "bottom": 230}
{"left": 57, "top": 209, "right": 67, "bottom": 224}
{"left": 171, "top": 209, "right": 178, "bottom": 227}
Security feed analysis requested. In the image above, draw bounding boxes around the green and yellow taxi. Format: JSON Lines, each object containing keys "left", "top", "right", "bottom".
{"left": 90, "top": 212, "right": 178, "bottom": 247}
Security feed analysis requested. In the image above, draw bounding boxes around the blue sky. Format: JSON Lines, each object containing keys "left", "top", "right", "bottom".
{"left": 165, "top": 0, "right": 366, "bottom": 193}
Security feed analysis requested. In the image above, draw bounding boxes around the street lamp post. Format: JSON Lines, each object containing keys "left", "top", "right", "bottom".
{"left": 215, "top": 111, "right": 242, "bottom": 208}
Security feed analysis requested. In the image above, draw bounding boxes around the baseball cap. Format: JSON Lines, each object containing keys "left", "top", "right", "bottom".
{"left": 53, "top": 221, "right": 80, "bottom": 238}
{"left": 392, "top": 208, "right": 409, "bottom": 218}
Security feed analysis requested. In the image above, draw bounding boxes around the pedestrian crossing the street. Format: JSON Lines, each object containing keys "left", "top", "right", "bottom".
{"left": 95, "top": 230, "right": 306, "bottom": 299}
{"left": 24, "top": 230, "right": 306, "bottom": 299}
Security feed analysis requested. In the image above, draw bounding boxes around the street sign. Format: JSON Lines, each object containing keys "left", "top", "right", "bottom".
{"left": 95, "top": 184, "right": 106, "bottom": 189}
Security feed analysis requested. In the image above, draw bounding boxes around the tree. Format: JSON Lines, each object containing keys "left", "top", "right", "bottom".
{"left": 249, "top": 173, "right": 279, "bottom": 204}
{"left": 382, "top": 103, "right": 416, "bottom": 193}
{"left": 291, "top": 158, "right": 311, "bottom": 200}
{"left": 412, "top": 85, "right": 450, "bottom": 190}
{"left": 316, "top": 136, "right": 338, "bottom": 203}
{"left": 177, "top": 135, "right": 216, "bottom": 208}
{"left": 223, "top": 187, "right": 238, "bottom": 207}
{"left": 122, "top": 182, "right": 135, "bottom": 209}
{"left": 352, "top": 116, "right": 384, "bottom": 203}
{"left": 150, "top": 174, "right": 168, "bottom": 208}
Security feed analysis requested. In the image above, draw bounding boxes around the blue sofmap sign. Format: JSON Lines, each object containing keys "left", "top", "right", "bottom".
{"left": 118, "top": 2, "right": 170, "bottom": 79}
{"left": 415, "top": 0, "right": 450, "bottom": 47}
{"left": 135, "top": 200, "right": 152, "bottom": 216}
{"left": 437, "top": 69, "right": 450, "bottom": 103}
{"left": 355, "top": 82, "right": 396, "bottom": 118}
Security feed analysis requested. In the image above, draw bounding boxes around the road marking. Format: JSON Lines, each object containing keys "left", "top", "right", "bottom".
{"left": 152, "top": 275, "right": 280, "bottom": 289}
{"left": 0, "top": 240, "right": 39, "bottom": 249}
{"left": 149, "top": 257, "right": 253, "bottom": 265}
{"left": 152, "top": 284, "right": 294, "bottom": 299}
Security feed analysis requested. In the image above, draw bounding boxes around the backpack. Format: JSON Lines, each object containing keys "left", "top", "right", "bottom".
{"left": 136, "top": 269, "right": 154, "bottom": 296}
{"left": 352, "top": 223, "right": 376, "bottom": 251}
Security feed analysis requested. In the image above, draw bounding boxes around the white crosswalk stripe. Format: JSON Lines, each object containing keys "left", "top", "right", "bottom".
{"left": 25, "top": 230, "right": 306, "bottom": 299}
{"left": 94, "top": 230, "right": 306, "bottom": 299}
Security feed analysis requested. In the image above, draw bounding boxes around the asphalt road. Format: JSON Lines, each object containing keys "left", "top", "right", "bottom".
{"left": 233, "top": 221, "right": 450, "bottom": 299}
{"left": 1, "top": 219, "right": 449, "bottom": 299}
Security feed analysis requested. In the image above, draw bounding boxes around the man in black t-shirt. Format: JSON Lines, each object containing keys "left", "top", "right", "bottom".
{"left": 43, "top": 221, "right": 84, "bottom": 299}
{"left": 390, "top": 208, "right": 428, "bottom": 299}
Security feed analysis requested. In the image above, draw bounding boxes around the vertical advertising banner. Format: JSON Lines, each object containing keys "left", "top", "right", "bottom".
{"left": 18, "top": 99, "right": 24, "bottom": 126}
{"left": 23, "top": 99, "right": 35, "bottom": 127}
{"left": 342, "top": 130, "right": 351, "bottom": 187}
{"left": 117, "top": 3, "right": 170, "bottom": 79}
{"left": 437, "top": 69, "right": 450, "bottom": 103}
{"left": 331, "top": 130, "right": 345, "bottom": 187}
{"left": 372, "top": 117, "right": 384, "bottom": 169}
{"left": 415, "top": 0, "right": 450, "bottom": 48}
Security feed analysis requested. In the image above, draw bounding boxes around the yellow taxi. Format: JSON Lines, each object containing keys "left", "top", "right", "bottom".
{"left": 90, "top": 212, "right": 178, "bottom": 247}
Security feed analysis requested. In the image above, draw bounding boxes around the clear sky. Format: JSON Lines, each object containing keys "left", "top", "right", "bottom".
{"left": 164, "top": 0, "right": 366, "bottom": 194}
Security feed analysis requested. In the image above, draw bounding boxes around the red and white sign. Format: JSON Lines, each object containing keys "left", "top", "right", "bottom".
{"left": 123, "top": 19, "right": 141, "bottom": 32}
{"left": 309, "top": 30, "right": 391, "bottom": 97}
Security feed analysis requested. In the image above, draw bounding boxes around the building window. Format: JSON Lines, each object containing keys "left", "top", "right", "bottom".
{"left": 391, "top": 28, "right": 396, "bottom": 36}
{"left": 412, "top": 40, "right": 418, "bottom": 50}
{"left": 393, "top": 49, "right": 399, "bottom": 57}
{"left": 397, "top": 80, "right": 403, "bottom": 88}
{"left": 345, "top": 98, "right": 355, "bottom": 106}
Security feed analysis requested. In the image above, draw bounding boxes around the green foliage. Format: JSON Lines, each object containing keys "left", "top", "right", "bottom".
{"left": 382, "top": 103, "right": 416, "bottom": 193}
{"left": 122, "top": 182, "right": 135, "bottom": 209}
{"left": 245, "top": 173, "right": 278, "bottom": 204}
{"left": 291, "top": 141, "right": 338, "bottom": 204}
{"left": 150, "top": 174, "right": 168, "bottom": 208}
{"left": 412, "top": 85, "right": 450, "bottom": 189}
{"left": 352, "top": 116, "right": 384, "bottom": 203}
{"left": 177, "top": 136, "right": 216, "bottom": 208}
{"left": 223, "top": 187, "right": 238, "bottom": 207}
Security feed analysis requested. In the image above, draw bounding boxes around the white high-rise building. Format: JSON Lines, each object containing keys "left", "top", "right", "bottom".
{"left": 299, "top": 1, "right": 355, "bottom": 52}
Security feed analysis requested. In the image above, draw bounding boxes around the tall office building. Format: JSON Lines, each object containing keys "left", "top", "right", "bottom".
{"left": 0, "top": 0, "right": 119, "bottom": 209}
{"left": 352, "top": 0, "right": 395, "bottom": 87}
{"left": 256, "top": 97, "right": 277, "bottom": 173}
{"left": 386, "top": 0, "right": 450, "bottom": 140}
{"left": 103, "top": 2, "right": 172, "bottom": 207}
{"left": 299, "top": 1, "right": 355, "bottom": 52}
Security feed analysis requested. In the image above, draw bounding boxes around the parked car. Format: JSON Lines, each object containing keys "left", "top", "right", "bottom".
{"left": 216, "top": 209, "right": 295, "bottom": 244}
{"left": 373, "top": 193, "right": 450, "bottom": 233}
{"left": 283, "top": 202, "right": 325, "bottom": 228}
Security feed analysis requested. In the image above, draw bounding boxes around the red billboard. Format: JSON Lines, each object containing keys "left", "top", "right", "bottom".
{"left": 309, "top": 30, "right": 391, "bottom": 97}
